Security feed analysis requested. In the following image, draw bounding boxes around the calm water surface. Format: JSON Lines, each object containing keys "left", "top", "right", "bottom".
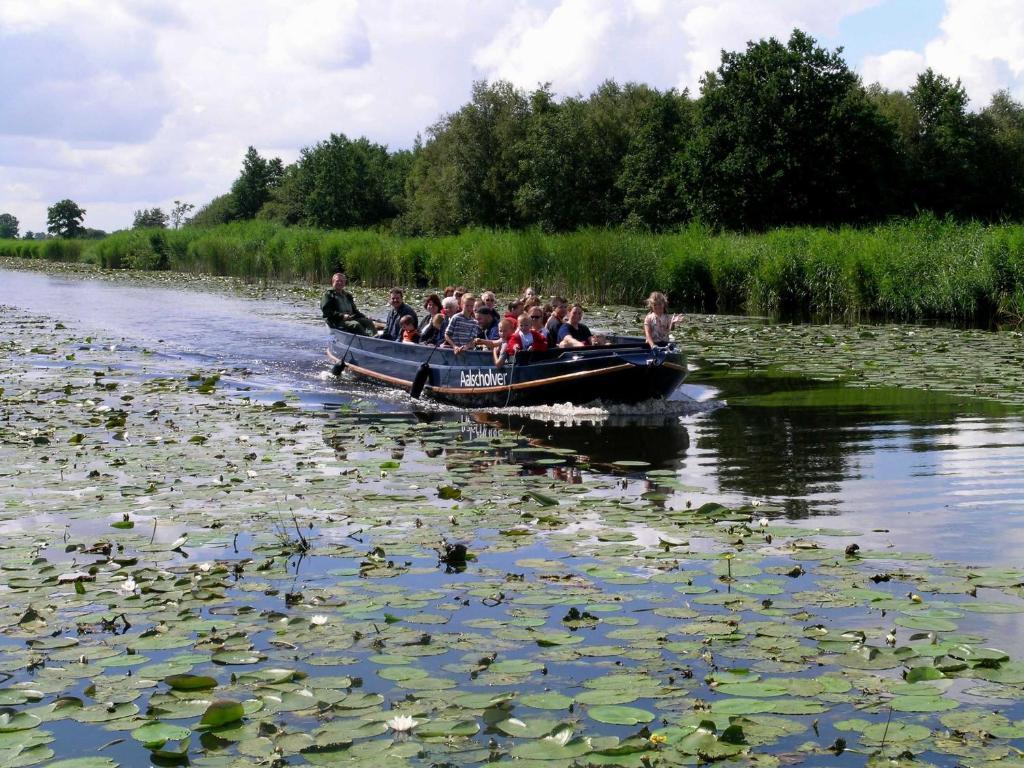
{"left": 3, "top": 267, "right": 1022, "bottom": 565}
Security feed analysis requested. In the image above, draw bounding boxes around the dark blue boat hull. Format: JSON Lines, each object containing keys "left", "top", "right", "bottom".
{"left": 327, "top": 330, "right": 687, "bottom": 407}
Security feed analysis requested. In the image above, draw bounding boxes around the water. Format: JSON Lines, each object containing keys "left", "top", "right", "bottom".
{"left": 5, "top": 265, "right": 1024, "bottom": 766}
{"left": 3, "top": 266, "right": 1022, "bottom": 568}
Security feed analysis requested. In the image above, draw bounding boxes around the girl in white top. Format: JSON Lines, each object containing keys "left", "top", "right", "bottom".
{"left": 643, "top": 291, "right": 684, "bottom": 346}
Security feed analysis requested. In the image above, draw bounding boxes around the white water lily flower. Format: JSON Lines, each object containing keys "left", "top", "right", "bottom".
{"left": 247, "top": 470, "right": 258, "bottom": 478}
{"left": 119, "top": 578, "right": 137, "bottom": 595}
{"left": 198, "top": 562, "right": 211, "bottom": 573}
{"left": 386, "top": 715, "right": 417, "bottom": 732}
{"left": 758, "top": 518, "right": 769, "bottom": 528}
{"left": 310, "top": 615, "right": 328, "bottom": 626}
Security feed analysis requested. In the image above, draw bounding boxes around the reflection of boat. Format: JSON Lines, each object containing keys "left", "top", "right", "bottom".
{"left": 326, "top": 330, "right": 687, "bottom": 407}
{"left": 475, "top": 412, "right": 690, "bottom": 469}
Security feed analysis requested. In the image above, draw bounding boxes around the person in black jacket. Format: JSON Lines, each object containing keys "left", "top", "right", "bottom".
{"left": 382, "top": 288, "right": 417, "bottom": 341}
{"left": 321, "top": 273, "right": 375, "bottom": 335}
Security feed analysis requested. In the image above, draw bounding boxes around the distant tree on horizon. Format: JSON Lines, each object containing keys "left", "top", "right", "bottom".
{"left": 0, "top": 213, "right": 19, "bottom": 239}
{"left": 133, "top": 207, "right": 169, "bottom": 229}
{"left": 46, "top": 199, "right": 86, "bottom": 238}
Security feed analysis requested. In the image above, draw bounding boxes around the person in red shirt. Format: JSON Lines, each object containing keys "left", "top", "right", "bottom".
{"left": 506, "top": 312, "right": 546, "bottom": 355}
{"left": 525, "top": 307, "right": 548, "bottom": 351}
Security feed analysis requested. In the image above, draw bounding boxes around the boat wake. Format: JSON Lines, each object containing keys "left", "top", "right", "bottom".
{"left": 484, "top": 386, "right": 721, "bottom": 426}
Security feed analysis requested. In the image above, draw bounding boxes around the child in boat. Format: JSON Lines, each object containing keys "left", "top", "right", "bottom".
{"left": 506, "top": 312, "right": 542, "bottom": 355}
{"left": 400, "top": 314, "right": 420, "bottom": 343}
{"left": 643, "top": 291, "right": 684, "bottom": 346}
{"left": 493, "top": 318, "right": 516, "bottom": 367}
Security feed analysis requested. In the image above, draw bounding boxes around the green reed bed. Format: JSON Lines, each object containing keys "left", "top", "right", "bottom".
{"left": 6, "top": 216, "right": 1024, "bottom": 322}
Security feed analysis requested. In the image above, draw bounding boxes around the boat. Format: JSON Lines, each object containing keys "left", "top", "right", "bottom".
{"left": 326, "top": 329, "right": 687, "bottom": 407}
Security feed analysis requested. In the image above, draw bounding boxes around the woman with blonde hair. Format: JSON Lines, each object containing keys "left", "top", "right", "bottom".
{"left": 643, "top": 291, "right": 684, "bottom": 347}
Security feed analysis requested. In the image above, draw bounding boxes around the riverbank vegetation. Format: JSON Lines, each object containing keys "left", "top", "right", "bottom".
{"left": 3, "top": 30, "right": 1024, "bottom": 323}
{"left": 4, "top": 217, "right": 1024, "bottom": 323}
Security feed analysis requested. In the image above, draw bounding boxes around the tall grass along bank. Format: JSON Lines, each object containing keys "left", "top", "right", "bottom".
{"left": 3, "top": 216, "right": 1024, "bottom": 322}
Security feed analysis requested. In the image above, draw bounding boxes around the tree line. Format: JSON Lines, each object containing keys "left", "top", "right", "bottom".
{"left": 3, "top": 30, "right": 1022, "bottom": 242}
{"left": 189, "top": 30, "right": 1024, "bottom": 235}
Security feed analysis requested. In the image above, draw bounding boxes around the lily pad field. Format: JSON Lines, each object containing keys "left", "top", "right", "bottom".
{"left": 2, "top": 261, "right": 1024, "bottom": 767}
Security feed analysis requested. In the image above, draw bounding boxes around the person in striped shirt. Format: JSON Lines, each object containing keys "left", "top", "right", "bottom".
{"left": 444, "top": 293, "right": 483, "bottom": 353}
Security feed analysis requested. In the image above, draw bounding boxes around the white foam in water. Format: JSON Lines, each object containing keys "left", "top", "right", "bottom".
{"left": 487, "top": 390, "right": 720, "bottom": 426}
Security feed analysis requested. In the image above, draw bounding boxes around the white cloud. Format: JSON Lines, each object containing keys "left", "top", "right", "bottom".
{"left": 861, "top": 49, "right": 927, "bottom": 91}
{"left": 858, "top": 0, "right": 1024, "bottom": 105}
{"left": 474, "top": 0, "right": 616, "bottom": 91}
{"left": 268, "top": 0, "right": 371, "bottom": 71}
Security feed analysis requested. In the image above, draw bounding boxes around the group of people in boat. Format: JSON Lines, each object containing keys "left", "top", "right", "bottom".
{"left": 321, "top": 272, "right": 685, "bottom": 361}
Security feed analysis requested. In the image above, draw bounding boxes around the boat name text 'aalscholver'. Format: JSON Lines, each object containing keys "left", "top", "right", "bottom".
{"left": 459, "top": 369, "right": 508, "bottom": 387}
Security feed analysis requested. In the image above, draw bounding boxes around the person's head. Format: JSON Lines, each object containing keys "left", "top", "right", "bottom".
{"left": 444, "top": 285, "right": 455, "bottom": 297}
{"left": 389, "top": 288, "right": 404, "bottom": 309}
{"left": 481, "top": 291, "right": 496, "bottom": 307}
{"left": 647, "top": 291, "right": 668, "bottom": 312}
{"left": 331, "top": 272, "right": 347, "bottom": 290}
{"left": 399, "top": 314, "right": 415, "bottom": 330}
{"left": 442, "top": 296, "right": 459, "bottom": 316}
{"left": 423, "top": 293, "right": 442, "bottom": 315}
{"left": 522, "top": 286, "right": 536, "bottom": 301}
{"left": 474, "top": 302, "right": 491, "bottom": 329}
{"left": 508, "top": 299, "right": 523, "bottom": 315}
{"left": 461, "top": 293, "right": 476, "bottom": 316}
{"left": 551, "top": 297, "right": 567, "bottom": 319}
{"left": 454, "top": 286, "right": 467, "bottom": 303}
{"left": 527, "top": 306, "right": 545, "bottom": 330}
{"left": 498, "top": 318, "right": 515, "bottom": 340}
{"left": 568, "top": 303, "right": 584, "bottom": 326}
{"left": 524, "top": 297, "right": 541, "bottom": 310}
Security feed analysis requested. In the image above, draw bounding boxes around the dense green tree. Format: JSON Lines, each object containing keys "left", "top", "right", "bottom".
{"left": 617, "top": 90, "right": 694, "bottom": 230}
{"left": 516, "top": 93, "right": 599, "bottom": 230}
{"left": 257, "top": 163, "right": 306, "bottom": 225}
{"left": 686, "top": 30, "right": 900, "bottom": 230}
{"left": 406, "top": 80, "right": 531, "bottom": 233}
{"left": 0, "top": 213, "right": 19, "bottom": 239}
{"left": 230, "top": 146, "right": 283, "bottom": 220}
{"left": 292, "top": 134, "right": 394, "bottom": 229}
{"left": 401, "top": 134, "right": 466, "bottom": 234}
{"left": 132, "top": 208, "right": 169, "bottom": 229}
{"left": 189, "top": 194, "right": 235, "bottom": 227}
{"left": 46, "top": 199, "right": 86, "bottom": 238}
{"left": 906, "top": 69, "right": 976, "bottom": 216}
{"left": 975, "top": 90, "right": 1024, "bottom": 219}
{"left": 514, "top": 82, "right": 665, "bottom": 231}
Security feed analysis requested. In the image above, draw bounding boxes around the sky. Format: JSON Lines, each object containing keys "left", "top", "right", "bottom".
{"left": 2, "top": 0, "right": 1022, "bottom": 234}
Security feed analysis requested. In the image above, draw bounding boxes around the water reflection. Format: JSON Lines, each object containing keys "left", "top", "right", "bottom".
{"left": 472, "top": 411, "right": 690, "bottom": 470}
{"left": 317, "top": 380, "right": 1024, "bottom": 565}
